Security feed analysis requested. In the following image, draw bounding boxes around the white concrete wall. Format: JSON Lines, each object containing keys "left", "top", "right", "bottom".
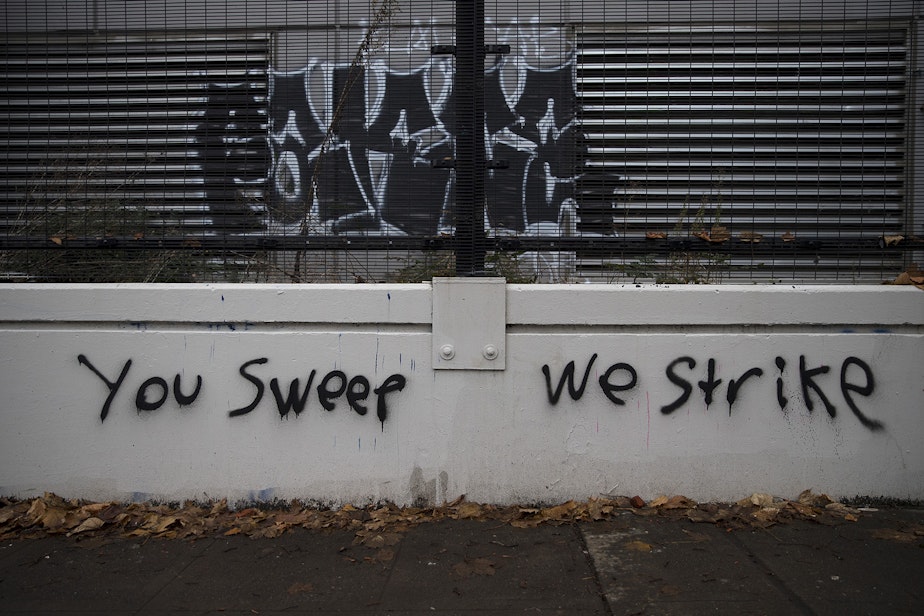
{"left": 1, "top": 282, "right": 922, "bottom": 505}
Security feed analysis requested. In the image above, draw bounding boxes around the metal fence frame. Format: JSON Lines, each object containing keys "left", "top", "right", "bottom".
{"left": 1, "top": 1, "right": 921, "bottom": 283}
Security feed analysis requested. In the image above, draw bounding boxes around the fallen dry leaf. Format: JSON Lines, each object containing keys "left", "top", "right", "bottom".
{"left": 287, "top": 582, "right": 314, "bottom": 595}
{"left": 40, "top": 506, "right": 72, "bottom": 532}
{"left": 67, "top": 516, "right": 105, "bottom": 536}
{"left": 210, "top": 499, "right": 229, "bottom": 515}
{"left": 452, "top": 557, "right": 496, "bottom": 577}
{"left": 374, "top": 548, "right": 395, "bottom": 563}
{"left": 884, "top": 265, "right": 924, "bottom": 288}
{"left": 882, "top": 235, "right": 904, "bottom": 246}
{"left": 798, "top": 490, "right": 833, "bottom": 508}
{"left": 356, "top": 532, "right": 402, "bottom": 549}
{"left": 274, "top": 510, "right": 311, "bottom": 526}
{"left": 80, "top": 502, "right": 114, "bottom": 515}
{"left": 739, "top": 493, "right": 775, "bottom": 508}
{"left": 455, "top": 502, "right": 483, "bottom": 519}
{"left": 0, "top": 507, "right": 20, "bottom": 526}
{"left": 659, "top": 495, "right": 697, "bottom": 510}
{"left": 687, "top": 509, "right": 725, "bottom": 524}
{"left": 251, "top": 523, "right": 288, "bottom": 539}
{"left": 445, "top": 495, "right": 466, "bottom": 508}
{"left": 785, "top": 501, "right": 818, "bottom": 518}
{"left": 587, "top": 498, "right": 615, "bottom": 521}
{"left": 624, "top": 540, "right": 653, "bottom": 552}
{"left": 871, "top": 528, "right": 920, "bottom": 543}
{"left": 540, "top": 500, "right": 578, "bottom": 521}
{"left": 751, "top": 507, "right": 781, "bottom": 526}
{"left": 695, "top": 226, "right": 731, "bottom": 243}
{"left": 154, "top": 515, "right": 183, "bottom": 534}
{"left": 646, "top": 232, "right": 667, "bottom": 239}
{"left": 24, "top": 498, "right": 48, "bottom": 525}
{"left": 660, "top": 584, "right": 683, "bottom": 596}
{"left": 0, "top": 489, "right": 872, "bottom": 543}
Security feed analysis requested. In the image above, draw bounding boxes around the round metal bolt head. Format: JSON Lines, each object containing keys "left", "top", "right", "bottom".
{"left": 482, "top": 344, "right": 499, "bottom": 360}
{"left": 439, "top": 344, "right": 455, "bottom": 360}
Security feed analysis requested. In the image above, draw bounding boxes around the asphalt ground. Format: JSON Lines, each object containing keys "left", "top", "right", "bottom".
{"left": 1, "top": 506, "right": 921, "bottom": 615}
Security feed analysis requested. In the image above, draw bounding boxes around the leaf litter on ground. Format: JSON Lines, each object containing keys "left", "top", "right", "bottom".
{"left": 0, "top": 489, "right": 907, "bottom": 553}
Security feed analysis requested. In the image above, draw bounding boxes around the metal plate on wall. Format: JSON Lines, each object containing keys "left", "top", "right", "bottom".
{"left": 432, "top": 277, "right": 506, "bottom": 370}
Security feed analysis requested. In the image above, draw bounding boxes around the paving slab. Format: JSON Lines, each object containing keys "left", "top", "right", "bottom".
{"left": 2, "top": 508, "right": 921, "bottom": 615}
{"left": 139, "top": 529, "right": 388, "bottom": 614}
{"left": 0, "top": 535, "right": 214, "bottom": 613}
{"left": 729, "top": 509, "right": 924, "bottom": 615}
{"left": 1, "top": 520, "right": 607, "bottom": 615}
{"left": 581, "top": 512, "right": 795, "bottom": 615}
{"left": 582, "top": 508, "right": 924, "bottom": 616}
{"left": 377, "top": 519, "right": 606, "bottom": 615}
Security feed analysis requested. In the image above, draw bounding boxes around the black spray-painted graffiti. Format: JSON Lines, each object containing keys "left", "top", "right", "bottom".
{"left": 77, "top": 354, "right": 406, "bottom": 428}
{"left": 541, "top": 354, "right": 884, "bottom": 431}
{"left": 195, "top": 83, "right": 268, "bottom": 232}
{"left": 265, "top": 24, "right": 582, "bottom": 244}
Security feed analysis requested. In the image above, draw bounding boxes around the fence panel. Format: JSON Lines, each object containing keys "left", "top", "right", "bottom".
{"left": 1, "top": 1, "right": 920, "bottom": 283}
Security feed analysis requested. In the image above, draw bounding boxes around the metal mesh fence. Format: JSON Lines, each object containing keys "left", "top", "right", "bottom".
{"left": 1, "top": 1, "right": 921, "bottom": 283}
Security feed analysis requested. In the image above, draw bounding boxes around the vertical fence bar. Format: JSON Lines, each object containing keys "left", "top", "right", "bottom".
{"left": 454, "top": 0, "right": 486, "bottom": 276}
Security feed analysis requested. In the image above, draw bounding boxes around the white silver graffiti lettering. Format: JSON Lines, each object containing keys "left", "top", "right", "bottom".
{"left": 263, "top": 22, "right": 585, "bottom": 280}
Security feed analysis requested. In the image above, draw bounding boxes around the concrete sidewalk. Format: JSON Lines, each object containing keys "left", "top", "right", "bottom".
{"left": 1, "top": 508, "right": 921, "bottom": 615}
{"left": 584, "top": 508, "right": 923, "bottom": 615}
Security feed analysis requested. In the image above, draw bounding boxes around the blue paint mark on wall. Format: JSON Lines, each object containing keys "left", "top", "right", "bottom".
{"left": 247, "top": 487, "right": 277, "bottom": 502}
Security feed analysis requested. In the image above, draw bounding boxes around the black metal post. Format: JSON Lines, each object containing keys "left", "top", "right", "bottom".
{"left": 454, "top": 0, "right": 486, "bottom": 276}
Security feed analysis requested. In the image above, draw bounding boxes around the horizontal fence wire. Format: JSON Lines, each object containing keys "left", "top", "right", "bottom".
{"left": 1, "top": 1, "right": 921, "bottom": 283}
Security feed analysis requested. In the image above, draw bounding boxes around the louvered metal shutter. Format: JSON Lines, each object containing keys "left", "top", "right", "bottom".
{"left": 1, "top": 34, "right": 269, "bottom": 239}
{"left": 576, "top": 22, "right": 909, "bottom": 282}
